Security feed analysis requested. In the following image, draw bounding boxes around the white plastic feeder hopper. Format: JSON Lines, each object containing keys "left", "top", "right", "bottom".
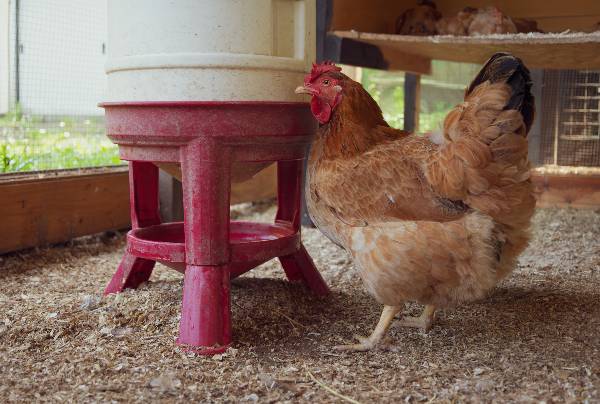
{"left": 105, "top": 0, "right": 316, "bottom": 102}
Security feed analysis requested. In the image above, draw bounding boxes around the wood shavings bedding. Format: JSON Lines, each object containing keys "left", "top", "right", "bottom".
{"left": 1, "top": 201, "right": 599, "bottom": 402}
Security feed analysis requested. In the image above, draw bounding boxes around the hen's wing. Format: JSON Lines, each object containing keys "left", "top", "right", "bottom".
{"left": 310, "top": 129, "right": 467, "bottom": 225}
{"left": 424, "top": 52, "right": 536, "bottom": 227}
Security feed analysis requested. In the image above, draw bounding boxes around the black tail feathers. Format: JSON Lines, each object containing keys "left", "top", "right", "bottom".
{"left": 467, "top": 52, "right": 535, "bottom": 134}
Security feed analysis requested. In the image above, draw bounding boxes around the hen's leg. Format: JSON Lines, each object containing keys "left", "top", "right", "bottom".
{"left": 335, "top": 305, "right": 402, "bottom": 352}
{"left": 396, "top": 305, "right": 436, "bottom": 331}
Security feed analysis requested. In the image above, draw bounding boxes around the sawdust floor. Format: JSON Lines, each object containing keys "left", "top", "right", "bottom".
{"left": 1, "top": 202, "right": 599, "bottom": 403}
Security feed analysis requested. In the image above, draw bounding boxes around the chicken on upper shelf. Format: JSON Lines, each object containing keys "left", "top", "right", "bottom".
{"left": 397, "top": 1, "right": 541, "bottom": 36}
{"left": 395, "top": 0, "right": 441, "bottom": 35}
{"left": 436, "top": 6, "right": 477, "bottom": 36}
{"left": 295, "top": 53, "right": 535, "bottom": 351}
{"left": 467, "top": 6, "right": 517, "bottom": 35}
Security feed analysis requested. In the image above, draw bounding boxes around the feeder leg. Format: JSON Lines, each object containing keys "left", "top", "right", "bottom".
{"left": 104, "top": 161, "right": 160, "bottom": 295}
{"left": 177, "top": 264, "right": 231, "bottom": 353}
{"left": 276, "top": 160, "right": 329, "bottom": 296}
{"left": 104, "top": 252, "right": 155, "bottom": 294}
{"left": 177, "top": 141, "right": 232, "bottom": 352}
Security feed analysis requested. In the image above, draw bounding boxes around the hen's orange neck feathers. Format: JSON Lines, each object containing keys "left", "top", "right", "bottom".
{"left": 320, "top": 76, "right": 392, "bottom": 159}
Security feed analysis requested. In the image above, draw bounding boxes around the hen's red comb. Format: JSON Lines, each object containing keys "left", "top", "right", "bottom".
{"left": 307, "top": 61, "right": 342, "bottom": 83}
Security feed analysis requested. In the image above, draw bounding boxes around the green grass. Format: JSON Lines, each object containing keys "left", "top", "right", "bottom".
{"left": 0, "top": 105, "right": 121, "bottom": 173}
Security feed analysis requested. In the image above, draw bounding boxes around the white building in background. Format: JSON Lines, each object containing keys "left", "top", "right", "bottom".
{"left": 1, "top": 0, "right": 107, "bottom": 116}
{"left": 0, "top": 0, "right": 9, "bottom": 114}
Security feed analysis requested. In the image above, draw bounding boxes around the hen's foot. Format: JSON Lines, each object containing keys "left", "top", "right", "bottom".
{"left": 396, "top": 305, "right": 436, "bottom": 331}
{"left": 334, "top": 334, "right": 394, "bottom": 352}
{"left": 334, "top": 305, "right": 402, "bottom": 352}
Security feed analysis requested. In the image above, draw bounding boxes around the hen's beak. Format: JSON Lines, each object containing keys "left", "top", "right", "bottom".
{"left": 295, "top": 85, "right": 317, "bottom": 96}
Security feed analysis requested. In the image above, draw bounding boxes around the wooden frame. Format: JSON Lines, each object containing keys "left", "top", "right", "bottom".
{"left": 0, "top": 167, "right": 130, "bottom": 254}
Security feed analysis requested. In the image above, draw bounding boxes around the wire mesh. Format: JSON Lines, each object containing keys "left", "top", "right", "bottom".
{"left": 1, "top": 0, "right": 119, "bottom": 173}
{"left": 538, "top": 70, "right": 600, "bottom": 167}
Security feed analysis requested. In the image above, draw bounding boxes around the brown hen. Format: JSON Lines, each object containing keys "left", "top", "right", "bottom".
{"left": 468, "top": 6, "right": 517, "bottom": 35}
{"left": 295, "top": 54, "right": 536, "bottom": 351}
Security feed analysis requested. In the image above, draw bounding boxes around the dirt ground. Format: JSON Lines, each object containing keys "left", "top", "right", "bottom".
{"left": 1, "top": 201, "right": 599, "bottom": 403}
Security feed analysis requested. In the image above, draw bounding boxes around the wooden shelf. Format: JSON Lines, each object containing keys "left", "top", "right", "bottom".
{"left": 331, "top": 30, "right": 600, "bottom": 74}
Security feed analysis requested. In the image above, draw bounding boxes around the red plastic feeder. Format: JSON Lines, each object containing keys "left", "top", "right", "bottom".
{"left": 101, "top": 101, "right": 329, "bottom": 354}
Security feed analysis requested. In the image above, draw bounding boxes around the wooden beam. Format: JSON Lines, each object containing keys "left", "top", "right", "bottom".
{"left": 528, "top": 69, "right": 544, "bottom": 166}
{"left": 376, "top": 44, "right": 431, "bottom": 74}
{"left": 0, "top": 167, "right": 131, "bottom": 254}
{"left": 324, "top": 34, "right": 388, "bottom": 69}
{"left": 532, "top": 172, "right": 600, "bottom": 209}
{"left": 333, "top": 31, "right": 600, "bottom": 70}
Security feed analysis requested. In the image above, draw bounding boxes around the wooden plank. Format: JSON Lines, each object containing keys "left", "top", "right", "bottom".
{"left": 0, "top": 167, "right": 131, "bottom": 254}
{"left": 324, "top": 34, "right": 389, "bottom": 69}
{"left": 333, "top": 31, "right": 600, "bottom": 70}
{"left": 376, "top": 44, "right": 431, "bottom": 74}
{"left": 532, "top": 172, "right": 600, "bottom": 208}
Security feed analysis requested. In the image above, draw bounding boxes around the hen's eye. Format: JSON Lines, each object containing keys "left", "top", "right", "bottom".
{"left": 323, "top": 79, "right": 330, "bottom": 85}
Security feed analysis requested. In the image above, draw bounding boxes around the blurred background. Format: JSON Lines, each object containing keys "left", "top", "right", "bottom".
{"left": 1, "top": 0, "right": 118, "bottom": 173}
{"left": 2, "top": 0, "right": 599, "bottom": 174}
{"left": 0, "top": 0, "right": 480, "bottom": 174}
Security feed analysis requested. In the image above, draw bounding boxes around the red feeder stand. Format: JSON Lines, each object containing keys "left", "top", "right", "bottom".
{"left": 101, "top": 101, "right": 329, "bottom": 355}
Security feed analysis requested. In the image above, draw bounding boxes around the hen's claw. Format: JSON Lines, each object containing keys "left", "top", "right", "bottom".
{"left": 333, "top": 305, "right": 402, "bottom": 352}
{"left": 396, "top": 316, "right": 433, "bottom": 331}
{"left": 334, "top": 334, "right": 394, "bottom": 351}
{"left": 395, "top": 305, "right": 436, "bottom": 331}
{"left": 334, "top": 334, "right": 375, "bottom": 351}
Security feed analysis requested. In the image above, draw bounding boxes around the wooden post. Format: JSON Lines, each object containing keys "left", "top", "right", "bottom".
{"left": 528, "top": 69, "right": 544, "bottom": 166}
{"left": 159, "top": 169, "right": 184, "bottom": 222}
{"left": 404, "top": 73, "right": 421, "bottom": 133}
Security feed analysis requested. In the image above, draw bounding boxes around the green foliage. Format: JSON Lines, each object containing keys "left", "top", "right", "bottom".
{"left": 0, "top": 105, "right": 120, "bottom": 173}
